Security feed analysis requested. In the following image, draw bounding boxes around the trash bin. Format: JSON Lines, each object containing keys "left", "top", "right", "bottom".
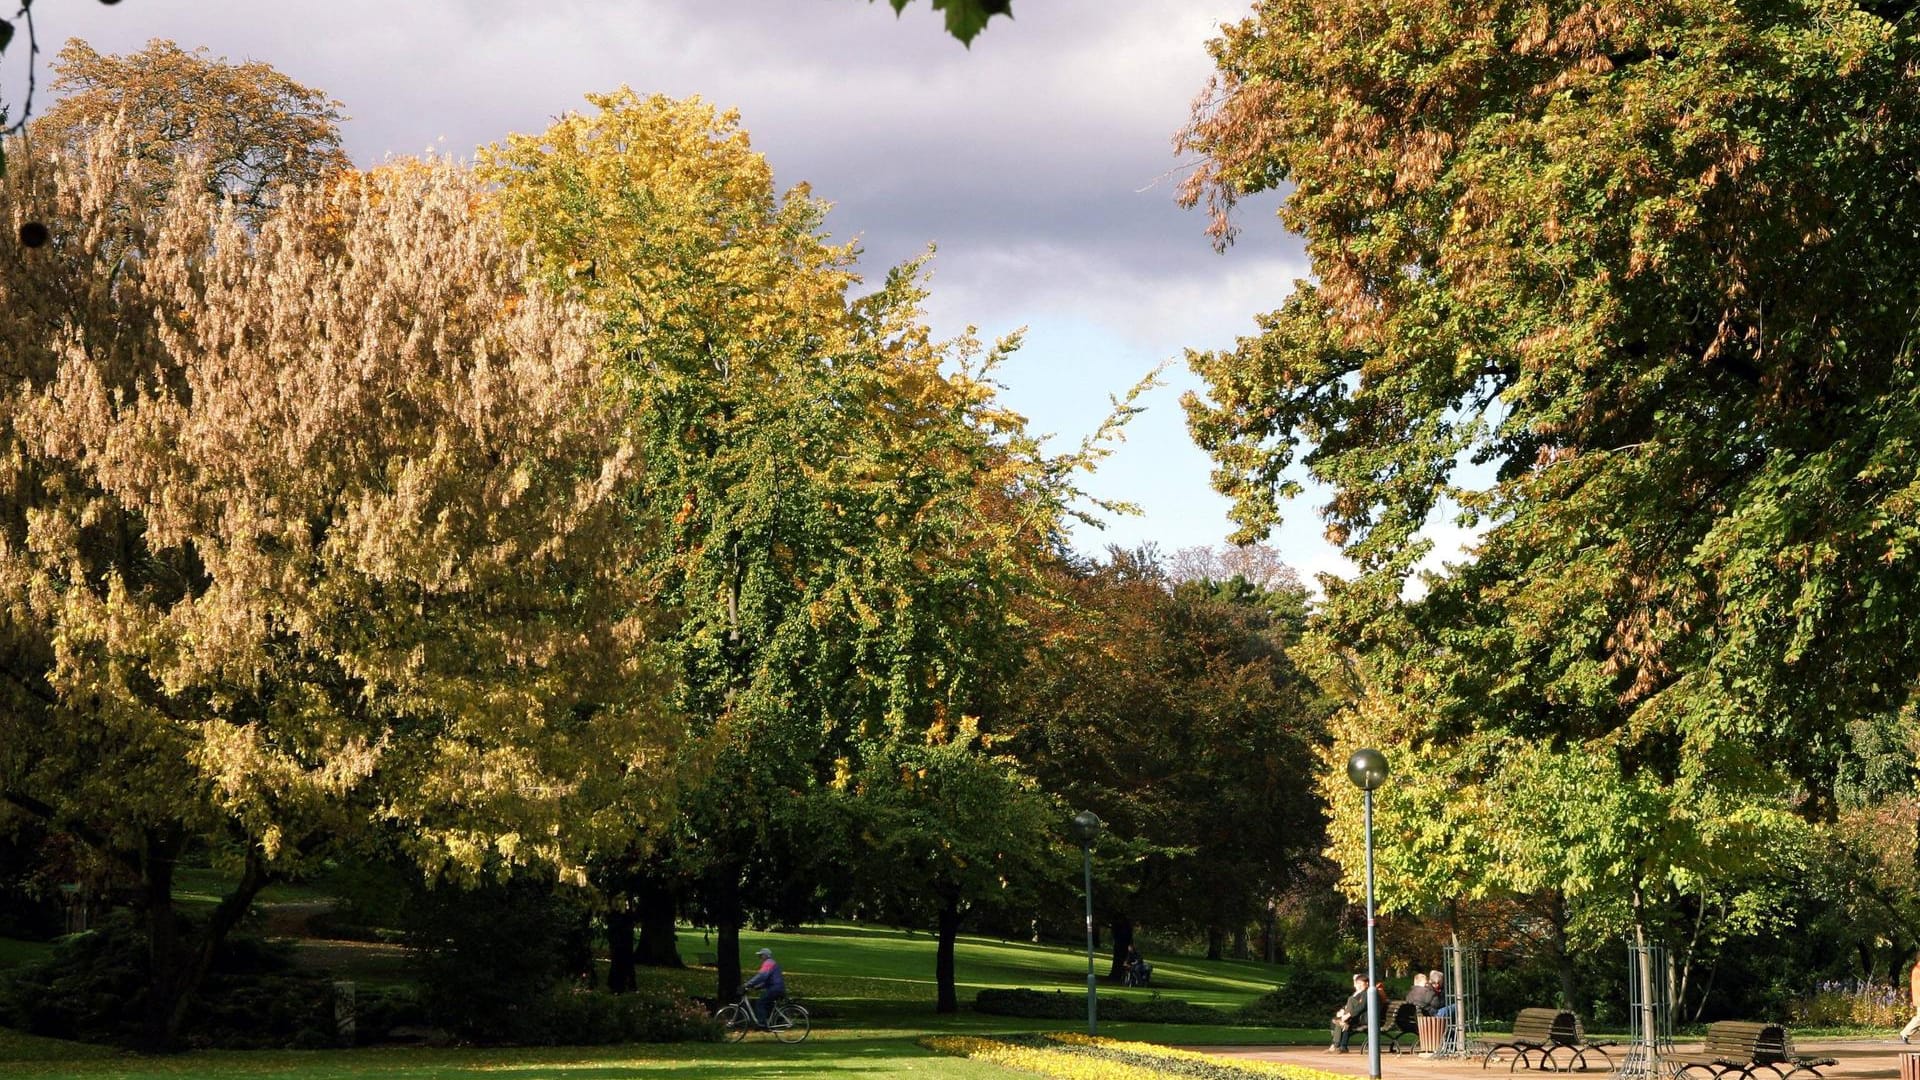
{"left": 1901, "top": 1051, "right": 1920, "bottom": 1080}
{"left": 1418, "top": 1015, "right": 1447, "bottom": 1053}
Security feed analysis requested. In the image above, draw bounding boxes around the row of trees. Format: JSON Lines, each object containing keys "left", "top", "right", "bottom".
{"left": 1178, "top": 0, "right": 1920, "bottom": 1018}
{"left": 0, "top": 40, "right": 1328, "bottom": 1046}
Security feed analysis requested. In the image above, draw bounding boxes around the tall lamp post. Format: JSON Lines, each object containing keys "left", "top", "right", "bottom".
{"left": 1069, "top": 810, "right": 1104, "bottom": 1036}
{"left": 1346, "top": 748, "right": 1390, "bottom": 1080}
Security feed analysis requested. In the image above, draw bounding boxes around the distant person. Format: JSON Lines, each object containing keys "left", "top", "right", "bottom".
{"left": 1408, "top": 971, "right": 1442, "bottom": 1015}
{"left": 1328, "top": 973, "right": 1373, "bottom": 1053}
{"left": 744, "top": 947, "right": 786, "bottom": 1026}
{"left": 1124, "top": 945, "right": 1153, "bottom": 986}
{"left": 1903, "top": 953, "right": 1920, "bottom": 1043}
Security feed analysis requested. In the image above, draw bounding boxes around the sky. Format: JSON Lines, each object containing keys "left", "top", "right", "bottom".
{"left": 8, "top": 0, "right": 1475, "bottom": 586}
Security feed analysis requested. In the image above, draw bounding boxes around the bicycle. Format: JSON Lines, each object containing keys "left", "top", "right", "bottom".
{"left": 715, "top": 989, "right": 810, "bottom": 1043}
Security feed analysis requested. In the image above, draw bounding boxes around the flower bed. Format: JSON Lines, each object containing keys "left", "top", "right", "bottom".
{"left": 922, "top": 1032, "right": 1348, "bottom": 1080}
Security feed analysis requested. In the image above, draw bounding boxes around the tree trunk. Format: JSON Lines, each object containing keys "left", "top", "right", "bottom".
{"left": 1232, "top": 925, "right": 1248, "bottom": 960}
{"left": 715, "top": 917, "right": 742, "bottom": 1005}
{"left": 606, "top": 909, "right": 636, "bottom": 993}
{"left": 1106, "top": 917, "right": 1134, "bottom": 981}
{"left": 139, "top": 830, "right": 182, "bottom": 1050}
{"left": 635, "top": 871, "right": 682, "bottom": 968}
{"left": 1546, "top": 890, "right": 1576, "bottom": 1009}
{"left": 1265, "top": 907, "right": 1283, "bottom": 964}
{"left": 1206, "top": 926, "right": 1225, "bottom": 961}
{"left": 936, "top": 898, "right": 962, "bottom": 1014}
{"left": 142, "top": 836, "right": 273, "bottom": 1049}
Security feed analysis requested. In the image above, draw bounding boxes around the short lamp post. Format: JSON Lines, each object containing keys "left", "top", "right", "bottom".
{"left": 1347, "top": 748, "right": 1390, "bottom": 1080}
{"left": 1069, "top": 810, "right": 1104, "bottom": 1036}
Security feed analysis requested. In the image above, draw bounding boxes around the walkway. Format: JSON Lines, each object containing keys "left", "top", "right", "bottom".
{"left": 1197, "top": 1038, "right": 1910, "bottom": 1080}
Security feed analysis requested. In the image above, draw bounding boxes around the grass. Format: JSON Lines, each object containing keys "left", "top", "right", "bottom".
{"left": 0, "top": 917, "right": 1323, "bottom": 1077}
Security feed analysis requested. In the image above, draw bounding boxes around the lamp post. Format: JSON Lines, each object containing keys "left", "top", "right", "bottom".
{"left": 1346, "top": 748, "right": 1389, "bottom": 1080}
{"left": 1069, "top": 810, "right": 1104, "bottom": 1036}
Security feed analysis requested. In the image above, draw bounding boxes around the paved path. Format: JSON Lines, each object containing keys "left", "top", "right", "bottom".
{"left": 1193, "top": 1038, "right": 1913, "bottom": 1080}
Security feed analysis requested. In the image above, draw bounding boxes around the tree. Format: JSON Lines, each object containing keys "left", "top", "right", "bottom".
{"left": 36, "top": 38, "right": 348, "bottom": 225}
{"left": 483, "top": 88, "right": 1107, "bottom": 1002}
{"left": 0, "top": 139, "right": 675, "bottom": 1046}
{"left": 837, "top": 724, "right": 1064, "bottom": 1013}
{"left": 1002, "top": 546, "right": 1323, "bottom": 968}
{"left": 1178, "top": 0, "right": 1920, "bottom": 951}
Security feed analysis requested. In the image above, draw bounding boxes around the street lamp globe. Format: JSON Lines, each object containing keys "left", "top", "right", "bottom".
{"left": 1346, "top": 747, "right": 1389, "bottom": 791}
{"left": 1070, "top": 810, "right": 1103, "bottom": 846}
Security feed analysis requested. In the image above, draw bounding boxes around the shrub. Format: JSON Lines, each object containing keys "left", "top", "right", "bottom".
{"left": 1237, "top": 969, "right": 1353, "bottom": 1027}
{"left": 504, "top": 985, "right": 719, "bottom": 1045}
{"left": 0, "top": 910, "right": 347, "bottom": 1049}
{"left": 1789, "top": 981, "right": 1905, "bottom": 1029}
{"left": 402, "top": 877, "right": 595, "bottom": 1041}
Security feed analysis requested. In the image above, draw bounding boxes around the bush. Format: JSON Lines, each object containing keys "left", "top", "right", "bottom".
{"left": 402, "top": 876, "right": 595, "bottom": 1042}
{"left": 0, "top": 910, "right": 347, "bottom": 1049}
{"left": 1789, "top": 981, "right": 1905, "bottom": 1029}
{"left": 504, "top": 985, "right": 719, "bottom": 1045}
{"left": 1236, "top": 968, "right": 1352, "bottom": 1026}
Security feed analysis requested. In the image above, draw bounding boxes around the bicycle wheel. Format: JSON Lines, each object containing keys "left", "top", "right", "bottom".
{"left": 773, "top": 1003, "right": 810, "bottom": 1044}
{"left": 714, "top": 1003, "right": 750, "bottom": 1042}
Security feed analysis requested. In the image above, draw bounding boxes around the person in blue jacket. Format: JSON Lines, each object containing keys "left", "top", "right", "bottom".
{"left": 744, "top": 947, "right": 787, "bottom": 1026}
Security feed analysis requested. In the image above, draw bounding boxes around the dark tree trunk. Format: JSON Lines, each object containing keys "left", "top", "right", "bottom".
{"left": 1265, "top": 908, "right": 1283, "bottom": 964}
{"left": 606, "top": 909, "right": 636, "bottom": 993}
{"left": 936, "top": 898, "right": 962, "bottom": 1014}
{"left": 1107, "top": 917, "right": 1133, "bottom": 980}
{"left": 1206, "top": 925, "right": 1225, "bottom": 961}
{"left": 142, "top": 835, "right": 272, "bottom": 1050}
{"left": 139, "top": 830, "right": 182, "bottom": 1050}
{"left": 1232, "top": 925, "right": 1248, "bottom": 960}
{"left": 1546, "top": 890, "right": 1576, "bottom": 1009}
{"left": 635, "top": 871, "right": 682, "bottom": 968}
{"left": 715, "top": 918, "right": 742, "bottom": 1004}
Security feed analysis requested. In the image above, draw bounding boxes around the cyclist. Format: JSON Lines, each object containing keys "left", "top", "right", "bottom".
{"left": 743, "top": 947, "right": 786, "bottom": 1026}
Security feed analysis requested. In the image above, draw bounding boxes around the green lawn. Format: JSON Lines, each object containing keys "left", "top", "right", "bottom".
{"left": 0, "top": 918, "right": 1321, "bottom": 1077}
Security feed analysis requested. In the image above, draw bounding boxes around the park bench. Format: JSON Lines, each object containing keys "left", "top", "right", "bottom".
{"left": 1674, "top": 1021, "right": 1836, "bottom": 1080}
{"left": 1384, "top": 1000, "right": 1421, "bottom": 1054}
{"left": 1481, "top": 1007, "right": 1616, "bottom": 1071}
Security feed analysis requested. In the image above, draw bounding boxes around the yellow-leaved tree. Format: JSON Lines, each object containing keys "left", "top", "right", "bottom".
{"left": 0, "top": 134, "right": 677, "bottom": 1047}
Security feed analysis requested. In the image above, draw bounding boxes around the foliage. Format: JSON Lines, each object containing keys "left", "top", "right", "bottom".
{"left": 0, "top": 124, "right": 675, "bottom": 1044}
{"left": 496, "top": 985, "right": 719, "bottom": 1046}
{"left": 1001, "top": 547, "right": 1323, "bottom": 953}
{"left": 838, "top": 726, "right": 1068, "bottom": 1012}
{"left": 1179, "top": 0, "right": 1920, "bottom": 946}
{"left": 483, "top": 87, "right": 1116, "bottom": 1003}
{"left": 36, "top": 39, "right": 347, "bottom": 226}
{"left": 403, "top": 877, "right": 594, "bottom": 1042}
{"left": 870, "top": 0, "right": 1014, "bottom": 44}
{"left": 0, "top": 910, "right": 348, "bottom": 1049}
{"left": 1236, "top": 969, "right": 1353, "bottom": 1027}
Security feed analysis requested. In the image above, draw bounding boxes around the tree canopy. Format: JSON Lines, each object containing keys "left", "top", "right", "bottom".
{"left": 1180, "top": 0, "right": 1920, "bottom": 941}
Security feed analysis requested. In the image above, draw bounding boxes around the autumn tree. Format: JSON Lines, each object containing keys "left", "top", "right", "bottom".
{"left": 0, "top": 136, "right": 675, "bottom": 1046}
{"left": 484, "top": 88, "right": 1109, "bottom": 1002}
{"left": 36, "top": 38, "right": 347, "bottom": 224}
{"left": 1179, "top": 0, "right": 1920, "bottom": 956}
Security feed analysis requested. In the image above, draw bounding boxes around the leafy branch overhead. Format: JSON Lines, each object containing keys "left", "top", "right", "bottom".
{"left": 875, "top": 0, "right": 1013, "bottom": 44}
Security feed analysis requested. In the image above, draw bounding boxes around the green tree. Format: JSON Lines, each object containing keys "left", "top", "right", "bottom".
{"left": 483, "top": 88, "right": 1108, "bottom": 1002}
{"left": 837, "top": 724, "right": 1064, "bottom": 1013}
{"left": 1178, "top": 0, "right": 1920, "bottom": 951}
{"left": 1003, "top": 546, "right": 1323, "bottom": 968}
